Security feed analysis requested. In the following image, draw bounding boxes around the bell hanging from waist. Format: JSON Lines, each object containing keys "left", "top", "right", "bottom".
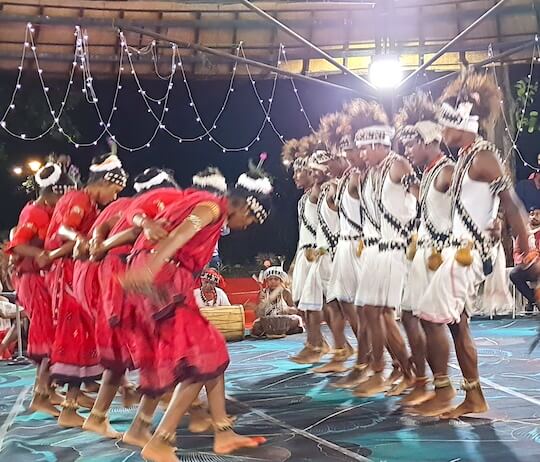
{"left": 356, "top": 238, "right": 364, "bottom": 257}
{"left": 455, "top": 240, "right": 474, "bottom": 267}
{"left": 305, "top": 247, "right": 317, "bottom": 262}
{"left": 427, "top": 247, "right": 443, "bottom": 271}
{"left": 406, "top": 234, "right": 418, "bottom": 261}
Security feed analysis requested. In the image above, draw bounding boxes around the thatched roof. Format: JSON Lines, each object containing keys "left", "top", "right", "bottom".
{"left": 0, "top": 0, "right": 536, "bottom": 79}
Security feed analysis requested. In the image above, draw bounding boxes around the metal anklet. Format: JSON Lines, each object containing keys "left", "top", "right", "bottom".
{"left": 137, "top": 413, "right": 153, "bottom": 426}
{"left": 61, "top": 399, "right": 79, "bottom": 410}
{"left": 89, "top": 409, "right": 107, "bottom": 422}
{"left": 156, "top": 431, "right": 176, "bottom": 446}
{"left": 352, "top": 363, "right": 368, "bottom": 372}
{"left": 433, "top": 376, "right": 452, "bottom": 389}
{"left": 415, "top": 376, "right": 430, "bottom": 386}
{"left": 213, "top": 417, "right": 235, "bottom": 433}
{"left": 461, "top": 378, "right": 481, "bottom": 391}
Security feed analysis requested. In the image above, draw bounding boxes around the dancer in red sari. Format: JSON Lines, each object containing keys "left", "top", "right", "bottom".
{"left": 45, "top": 151, "right": 127, "bottom": 429}
{"left": 122, "top": 166, "right": 272, "bottom": 462}
{"left": 7, "top": 162, "right": 76, "bottom": 417}
{"left": 83, "top": 168, "right": 180, "bottom": 439}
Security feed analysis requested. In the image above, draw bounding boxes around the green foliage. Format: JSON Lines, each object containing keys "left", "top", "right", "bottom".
{"left": 515, "top": 76, "right": 539, "bottom": 133}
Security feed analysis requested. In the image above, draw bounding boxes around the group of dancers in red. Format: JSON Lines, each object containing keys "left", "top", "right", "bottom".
{"left": 7, "top": 147, "right": 271, "bottom": 462}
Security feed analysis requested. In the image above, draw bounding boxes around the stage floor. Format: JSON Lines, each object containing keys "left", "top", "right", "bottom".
{"left": 0, "top": 319, "right": 539, "bottom": 462}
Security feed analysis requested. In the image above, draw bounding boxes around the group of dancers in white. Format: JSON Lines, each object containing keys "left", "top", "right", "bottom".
{"left": 286, "top": 69, "right": 539, "bottom": 419}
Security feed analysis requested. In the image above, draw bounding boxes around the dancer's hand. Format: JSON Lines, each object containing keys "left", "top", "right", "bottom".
{"left": 89, "top": 238, "right": 106, "bottom": 261}
{"left": 35, "top": 251, "right": 51, "bottom": 269}
{"left": 73, "top": 238, "right": 89, "bottom": 260}
{"left": 487, "top": 218, "right": 502, "bottom": 240}
{"left": 142, "top": 219, "right": 168, "bottom": 242}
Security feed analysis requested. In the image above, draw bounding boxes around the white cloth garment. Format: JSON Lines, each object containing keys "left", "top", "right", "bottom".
{"left": 193, "top": 288, "right": 231, "bottom": 308}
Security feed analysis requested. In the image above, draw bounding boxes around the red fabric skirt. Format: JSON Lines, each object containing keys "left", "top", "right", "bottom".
{"left": 127, "top": 252, "right": 230, "bottom": 397}
{"left": 47, "top": 259, "right": 103, "bottom": 385}
{"left": 96, "top": 255, "right": 135, "bottom": 372}
{"left": 16, "top": 272, "right": 54, "bottom": 363}
{"left": 73, "top": 260, "right": 100, "bottom": 319}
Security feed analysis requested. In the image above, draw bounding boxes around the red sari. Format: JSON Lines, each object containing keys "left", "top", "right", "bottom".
{"left": 97, "top": 188, "right": 182, "bottom": 372}
{"left": 6, "top": 202, "right": 53, "bottom": 363}
{"left": 127, "top": 189, "right": 228, "bottom": 396}
{"left": 45, "top": 190, "right": 103, "bottom": 384}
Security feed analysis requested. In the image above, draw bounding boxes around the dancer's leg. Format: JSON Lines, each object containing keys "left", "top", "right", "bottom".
{"left": 291, "top": 310, "right": 328, "bottom": 364}
{"left": 141, "top": 382, "right": 203, "bottom": 462}
{"left": 441, "top": 312, "right": 488, "bottom": 418}
{"left": 385, "top": 308, "right": 415, "bottom": 396}
{"left": 205, "top": 375, "right": 265, "bottom": 455}
{"left": 354, "top": 306, "right": 387, "bottom": 396}
{"left": 29, "top": 359, "right": 61, "bottom": 417}
{"left": 58, "top": 384, "right": 84, "bottom": 428}
{"left": 410, "top": 320, "right": 456, "bottom": 416}
{"left": 123, "top": 394, "right": 162, "bottom": 448}
{"left": 400, "top": 311, "right": 432, "bottom": 405}
{"left": 341, "top": 301, "right": 359, "bottom": 338}
{"left": 83, "top": 369, "right": 124, "bottom": 438}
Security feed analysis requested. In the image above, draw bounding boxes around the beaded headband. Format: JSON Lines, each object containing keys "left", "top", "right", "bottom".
{"left": 354, "top": 125, "right": 394, "bottom": 147}
{"left": 292, "top": 156, "right": 309, "bottom": 172}
{"left": 437, "top": 102, "right": 479, "bottom": 134}
{"left": 104, "top": 170, "right": 128, "bottom": 188}
{"left": 246, "top": 195, "right": 269, "bottom": 224}
{"left": 263, "top": 266, "right": 287, "bottom": 281}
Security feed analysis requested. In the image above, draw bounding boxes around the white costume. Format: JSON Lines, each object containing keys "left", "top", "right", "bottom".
{"left": 298, "top": 184, "right": 339, "bottom": 311}
{"left": 328, "top": 168, "right": 363, "bottom": 303}
{"left": 356, "top": 153, "right": 417, "bottom": 309}
{"left": 402, "top": 156, "right": 453, "bottom": 311}
{"left": 193, "top": 287, "right": 231, "bottom": 308}
{"left": 415, "top": 139, "right": 506, "bottom": 324}
{"left": 292, "top": 192, "right": 317, "bottom": 303}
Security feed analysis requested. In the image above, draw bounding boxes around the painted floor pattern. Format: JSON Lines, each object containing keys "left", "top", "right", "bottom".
{"left": 0, "top": 318, "right": 539, "bottom": 462}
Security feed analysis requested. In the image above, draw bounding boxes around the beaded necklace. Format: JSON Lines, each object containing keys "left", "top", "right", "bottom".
{"left": 317, "top": 183, "right": 339, "bottom": 257}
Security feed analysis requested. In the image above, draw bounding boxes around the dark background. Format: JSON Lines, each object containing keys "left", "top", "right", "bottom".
{"left": 0, "top": 63, "right": 538, "bottom": 265}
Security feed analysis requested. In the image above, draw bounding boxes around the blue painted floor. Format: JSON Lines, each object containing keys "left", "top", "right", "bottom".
{"left": 0, "top": 319, "right": 539, "bottom": 461}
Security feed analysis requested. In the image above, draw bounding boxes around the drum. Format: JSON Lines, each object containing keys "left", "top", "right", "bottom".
{"left": 200, "top": 305, "right": 245, "bottom": 341}
{"left": 260, "top": 315, "right": 290, "bottom": 339}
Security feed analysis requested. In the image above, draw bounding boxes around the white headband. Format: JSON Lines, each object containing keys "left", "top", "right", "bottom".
{"left": 90, "top": 154, "right": 123, "bottom": 173}
{"left": 415, "top": 120, "right": 442, "bottom": 144}
{"left": 263, "top": 266, "right": 287, "bottom": 281}
{"left": 236, "top": 173, "right": 273, "bottom": 195}
{"left": 35, "top": 162, "right": 61, "bottom": 188}
{"left": 193, "top": 173, "right": 228, "bottom": 194}
{"left": 134, "top": 171, "right": 171, "bottom": 192}
{"left": 438, "top": 102, "right": 479, "bottom": 134}
{"left": 355, "top": 125, "right": 394, "bottom": 147}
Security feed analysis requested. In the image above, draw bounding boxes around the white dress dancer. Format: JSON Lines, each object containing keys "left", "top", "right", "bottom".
{"left": 402, "top": 156, "right": 453, "bottom": 313}
{"left": 415, "top": 139, "right": 503, "bottom": 324}
{"left": 298, "top": 183, "right": 339, "bottom": 311}
{"left": 328, "top": 168, "right": 363, "bottom": 304}
{"left": 292, "top": 192, "right": 318, "bottom": 304}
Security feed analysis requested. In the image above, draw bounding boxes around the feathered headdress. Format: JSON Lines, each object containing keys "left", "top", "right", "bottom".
{"left": 318, "top": 112, "right": 344, "bottom": 157}
{"left": 281, "top": 138, "right": 302, "bottom": 168}
{"left": 394, "top": 92, "right": 441, "bottom": 145}
{"left": 346, "top": 100, "right": 394, "bottom": 148}
{"left": 88, "top": 139, "right": 128, "bottom": 188}
{"left": 235, "top": 160, "right": 273, "bottom": 224}
{"left": 438, "top": 67, "right": 501, "bottom": 135}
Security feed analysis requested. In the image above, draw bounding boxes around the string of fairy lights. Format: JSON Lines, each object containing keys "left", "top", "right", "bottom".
{"left": 489, "top": 35, "right": 540, "bottom": 171}
{"left": 0, "top": 24, "right": 317, "bottom": 153}
{"left": 1, "top": 24, "right": 539, "bottom": 169}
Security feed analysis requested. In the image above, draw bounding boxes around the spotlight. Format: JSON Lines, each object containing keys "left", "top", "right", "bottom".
{"left": 369, "top": 55, "right": 402, "bottom": 89}
{"left": 12, "top": 166, "right": 23, "bottom": 176}
{"left": 27, "top": 160, "right": 42, "bottom": 172}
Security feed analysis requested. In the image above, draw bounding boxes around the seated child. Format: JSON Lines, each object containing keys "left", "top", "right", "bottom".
{"left": 251, "top": 266, "right": 304, "bottom": 338}
{"left": 193, "top": 268, "right": 231, "bottom": 308}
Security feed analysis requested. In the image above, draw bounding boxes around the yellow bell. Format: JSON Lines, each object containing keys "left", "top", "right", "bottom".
{"left": 305, "top": 247, "right": 317, "bottom": 262}
{"left": 427, "top": 248, "right": 443, "bottom": 271}
{"left": 356, "top": 239, "right": 364, "bottom": 257}
{"left": 406, "top": 234, "right": 418, "bottom": 261}
{"left": 455, "top": 241, "right": 474, "bottom": 266}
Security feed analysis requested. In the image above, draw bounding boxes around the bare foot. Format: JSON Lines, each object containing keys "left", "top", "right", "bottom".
{"left": 83, "top": 414, "right": 123, "bottom": 439}
{"left": 77, "top": 392, "right": 96, "bottom": 410}
{"left": 49, "top": 387, "right": 65, "bottom": 406}
{"left": 214, "top": 430, "right": 266, "bottom": 455}
{"left": 29, "top": 393, "right": 60, "bottom": 417}
{"left": 407, "top": 386, "right": 456, "bottom": 417}
{"left": 353, "top": 372, "right": 388, "bottom": 397}
{"left": 312, "top": 360, "right": 349, "bottom": 374}
{"left": 385, "top": 366, "right": 402, "bottom": 386}
{"left": 331, "top": 366, "right": 370, "bottom": 389}
{"left": 440, "top": 387, "right": 488, "bottom": 419}
{"left": 386, "top": 377, "right": 414, "bottom": 397}
{"left": 141, "top": 437, "right": 179, "bottom": 462}
{"left": 290, "top": 346, "right": 326, "bottom": 365}
{"left": 400, "top": 386, "right": 435, "bottom": 407}
{"left": 188, "top": 406, "right": 212, "bottom": 433}
{"left": 58, "top": 407, "right": 85, "bottom": 428}
{"left": 123, "top": 421, "right": 153, "bottom": 448}
{"left": 121, "top": 385, "right": 141, "bottom": 408}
